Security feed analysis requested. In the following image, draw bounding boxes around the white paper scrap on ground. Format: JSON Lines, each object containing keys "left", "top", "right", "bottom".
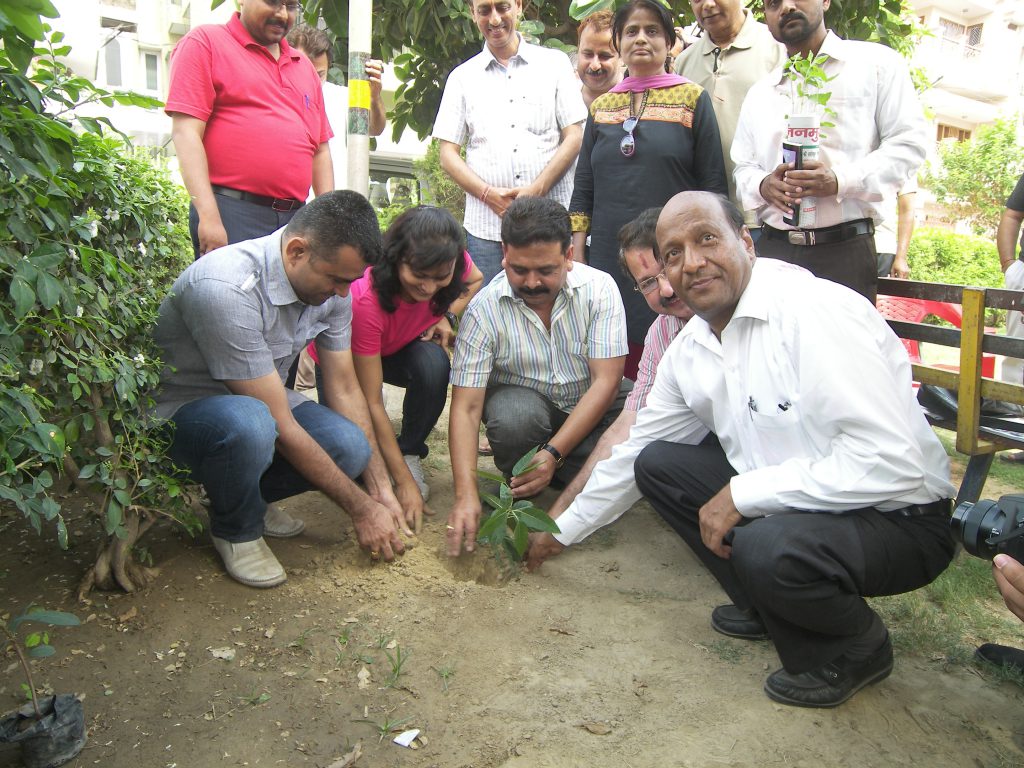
{"left": 393, "top": 729, "right": 420, "bottom": 748}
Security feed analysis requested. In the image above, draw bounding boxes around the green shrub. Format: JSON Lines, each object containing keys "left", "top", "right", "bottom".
{"left": 907, "top": 228, "right": 1004, "bottom": 326}
{"left": 1, "top": 18, "right": 198, "bottom": 594}
{"left": 414, "top": 139, "right": 465, "bottom": 222}
{"left": 908, "top": 228, "right": 1002, "bottom": 289}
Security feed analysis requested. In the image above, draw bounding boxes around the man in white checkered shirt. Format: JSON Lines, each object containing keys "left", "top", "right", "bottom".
{"left": 432, "top": 0, "right": 587, "bottom": 283}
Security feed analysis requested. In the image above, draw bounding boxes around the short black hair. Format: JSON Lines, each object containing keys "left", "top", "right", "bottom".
{"left": 501, "top": 197, "right": 571, "bottom": 253}
{"left": 285, "top": 190, "right": 382, "bottom": 265}
{"left": 371, "top": 206, "right": 468, "bottom": 316}
{"left": 613, "top": 0, "right": 676, "bottom": 72}
{"left": 617, "top": 207, "right": 661, "bottom": 278}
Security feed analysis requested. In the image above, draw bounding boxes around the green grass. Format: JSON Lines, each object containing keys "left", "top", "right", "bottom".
{"left": 871, "top": 552, "right": 1024, "bottom": 686}
{"left": 934, "top": 427, "right": 1024, "bottom": 493}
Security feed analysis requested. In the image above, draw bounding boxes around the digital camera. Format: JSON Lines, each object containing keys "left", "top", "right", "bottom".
{"left": 950, "top": 494, "right": 1024, "bottom": 561}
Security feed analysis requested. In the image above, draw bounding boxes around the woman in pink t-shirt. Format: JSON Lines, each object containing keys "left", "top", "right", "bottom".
{"left": 352, "top": 206, "right": 483, "bottom": 527}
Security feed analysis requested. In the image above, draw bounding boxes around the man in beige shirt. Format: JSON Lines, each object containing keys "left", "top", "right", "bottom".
{"left": 674, "top": 0, "right": 783, "bottom": 229}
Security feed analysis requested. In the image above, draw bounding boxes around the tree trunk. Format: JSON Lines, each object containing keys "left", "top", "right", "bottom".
{"left": 77, "top": 508, "right": 160, "bottom": 599}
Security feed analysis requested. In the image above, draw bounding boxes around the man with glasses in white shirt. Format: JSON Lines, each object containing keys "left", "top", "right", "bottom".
{"left": 432, "top": 0, "right": 587, "bottom": 282}
{"left": 168, "top": 0, "right": 333, "bottom": 258}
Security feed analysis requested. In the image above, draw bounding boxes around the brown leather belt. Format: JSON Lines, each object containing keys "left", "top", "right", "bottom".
{"left": 211, "top": 185, "right": 304, "bottom": 212}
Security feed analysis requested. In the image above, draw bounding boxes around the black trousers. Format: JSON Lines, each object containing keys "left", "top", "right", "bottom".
{"left": 756, "top": 232, "right": 878, "bottom": 304}
{"left": 634, "top": 440, "right": 955, "bottom": 673}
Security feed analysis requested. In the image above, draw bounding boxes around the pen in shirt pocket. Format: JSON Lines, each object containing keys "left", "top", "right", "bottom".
{"left": 305, "top": 94, "right": 310, "bottom": 109}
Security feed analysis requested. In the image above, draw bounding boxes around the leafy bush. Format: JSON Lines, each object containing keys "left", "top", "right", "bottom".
{"left": 414, "top": 139, "right": 465, "bottom": 223}
{"left": 1, "top": 15, "right": 198, "bottom": 594}
{"left": 921, "top": 118, "right": 1024, "bottom": 237}
{"left": 908, "top": 228, "right": 1002, "bottom": 289}
{"left": 907, "top": 228, "right": 1004, "bottom": 326}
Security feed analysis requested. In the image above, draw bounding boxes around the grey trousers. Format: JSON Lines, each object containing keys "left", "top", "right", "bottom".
{"left": 634, "top": 439, "right": 955, "bottom": 673}
{"left": 189, "top": 194, "right": 300, "bottom": 260}
{"left": 483, "top": 380, "right": 633, "bottom": 483}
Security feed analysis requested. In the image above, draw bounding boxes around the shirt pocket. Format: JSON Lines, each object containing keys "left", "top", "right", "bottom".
{"left": 750, "top": 405, "right": 806, "bottom": 465}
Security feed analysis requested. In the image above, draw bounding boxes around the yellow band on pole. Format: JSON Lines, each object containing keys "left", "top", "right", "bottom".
{"left": 348, "top": 79, "right": 371, "bottom": 111}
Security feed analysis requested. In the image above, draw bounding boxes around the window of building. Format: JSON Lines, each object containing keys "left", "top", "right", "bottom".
{"left": 103, "top": 38, "right": 122, "bottom": 87}
{"left": 938, "top": 17, "right": 984, "bottom": 58}
{"left": 144, "top": 51, "right": 158, "bottom": 91}
{"left": 936, "top": 124, "right": 971, "bottom": 143}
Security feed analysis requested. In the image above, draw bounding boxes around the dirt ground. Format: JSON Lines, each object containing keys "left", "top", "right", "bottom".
{"left": 3, "top": 397, "right": 1024, "bottom": 768}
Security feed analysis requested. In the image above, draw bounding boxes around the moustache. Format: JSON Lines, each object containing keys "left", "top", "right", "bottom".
{"left": 781, "top": 12, "right": 807, "bottom": 26}
{"left": 659, "top": 294, "right": 680, "bottom": 309}
{"left": 517, "top": 286, "right": 550, "bottom": 297}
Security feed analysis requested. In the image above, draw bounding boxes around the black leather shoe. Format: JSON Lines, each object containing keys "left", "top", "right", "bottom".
{"left": 975, "top": 643, "right": 1024, "bottom": 672}
{"left": 711, "top": 604, "right": 768, "bottom": 640}
{"left": 764, "top": 635, "right": 893, "bottom": 708}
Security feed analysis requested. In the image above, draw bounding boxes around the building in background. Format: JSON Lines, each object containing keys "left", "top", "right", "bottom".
{"left": 48, "top": 0, "right": 426, "bottom": 205}
{"left": 910, "top": 0, "right": 1024, "bottom": 229}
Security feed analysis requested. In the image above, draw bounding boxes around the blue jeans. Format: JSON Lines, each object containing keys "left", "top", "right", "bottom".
{"left": 465, "top": 232, "right": 504, "bottom": 284}
{"left": 380, "top": 339, "right": 451, "bottom": 458}
{"left": 312, "top": 340, "right": 450, "bottom": 457}
{"left": 167, "top": 396, "right": 370, "bottom": 541}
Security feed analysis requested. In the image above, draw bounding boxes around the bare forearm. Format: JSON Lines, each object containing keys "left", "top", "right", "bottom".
{"left": 571, "top": 232, "right": 587, "bottom": 264}
{"left": 548, "top": 409, "right": 636, "bottom": 518}
{"left": 369, "top": 398, "right": 415, "bottom": 488}
{"left": 997, "top": 211, "right": 1024, "bottom": 269}
{"left": 311, "top": 143, "right": 334, "bottom": 195}
{"left": 323, "top": 378, "right": 393, "bottom": 496}
{"left": 369, "top": 100, "right": 386, "bottom": 137}
{"left": 449, "top": 398, "right": 483, "bottom": 501}
{"left": 439, "top": 141, "right": 488, "bottom": 199}
{"left": 275, "top": 424, "right": 371, "bottom": 514}
{"left": 530, "top": 125, "right": 583, "bottom": 196}
{"left": 172, "top": 127, "right": 220, "bottom": 223}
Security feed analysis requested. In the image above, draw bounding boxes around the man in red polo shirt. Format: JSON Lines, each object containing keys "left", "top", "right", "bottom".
{"left": 167, "top": 0, "right": 334, "bottom": 258}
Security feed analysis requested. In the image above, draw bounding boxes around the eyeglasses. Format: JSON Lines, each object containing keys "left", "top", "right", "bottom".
{"left": 264, "top": 0, "right": 303, "bottom": 13}
{"left": 634, "top": 270, "right": 668, "bottom": 295}
{"left": 620, "top": 116, "right": 638, "bottom": 158}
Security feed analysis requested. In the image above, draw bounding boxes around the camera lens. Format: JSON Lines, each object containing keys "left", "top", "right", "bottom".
{"left": 951, "top": 499, "right": 1010, "bottom": 559}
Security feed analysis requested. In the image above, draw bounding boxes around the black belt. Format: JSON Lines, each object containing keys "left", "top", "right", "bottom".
{"left": 211, "top": 185, "right": 305, "bottom": 212}
{"left": 879, "top": 498, "right": 951, "bottom": 518}
{"left": 763, "top": 218, "right": 874, "bottom": 247}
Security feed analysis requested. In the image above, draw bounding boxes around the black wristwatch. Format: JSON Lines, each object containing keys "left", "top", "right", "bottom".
{"left": 444, "top": 311, "right": 459, "bottom": 332}
{"left": 539, "top": 442, "right": 565, "bottom": 468}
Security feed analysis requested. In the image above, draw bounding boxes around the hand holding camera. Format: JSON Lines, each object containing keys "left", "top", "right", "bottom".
{"left": 993, "top": 554, "right": 1024, "bottom": 624}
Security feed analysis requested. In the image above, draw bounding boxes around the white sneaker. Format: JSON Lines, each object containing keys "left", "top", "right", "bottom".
{"left": 403, "top": 455, "right": 430, "bottom": 502}
{"left": 212, "top": 536, "right": 287, "bottom": 588}
{"left": 263, "top": 503, "right": 305, "bottom": 538}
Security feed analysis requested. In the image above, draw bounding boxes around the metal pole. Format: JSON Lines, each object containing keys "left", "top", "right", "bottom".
{"left": 346, "top": 0, "right": 372, "bottom": 196}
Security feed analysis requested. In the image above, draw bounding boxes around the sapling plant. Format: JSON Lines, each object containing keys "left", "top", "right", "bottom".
{"left": 1, "top": 606, "right": 80, "bottom": 718}
{"left": 783, "top": 52, "right": 837, "bottom": 127}
{"left": 477, "top": 447, "right": 561, "bottom": 568}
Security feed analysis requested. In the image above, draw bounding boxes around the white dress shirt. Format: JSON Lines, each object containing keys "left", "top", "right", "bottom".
{"left": 553, "top": 258, "right": 954, "bottom": 546}
{"left": 731, "top": 31, "right": 928, "bottom": 231}
{"left": 432, "top": 34, "right": 587, "bottom": 242}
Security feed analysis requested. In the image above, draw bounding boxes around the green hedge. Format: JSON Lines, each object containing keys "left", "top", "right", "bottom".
{"left": 1, "top": 19, "right": 198, "bottom": 592}
{"left": 907, "top": 228, "right": 1002, "bottom": 289}
{"left": 906, "top": 227, "right": 1004, "bottom": 327}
